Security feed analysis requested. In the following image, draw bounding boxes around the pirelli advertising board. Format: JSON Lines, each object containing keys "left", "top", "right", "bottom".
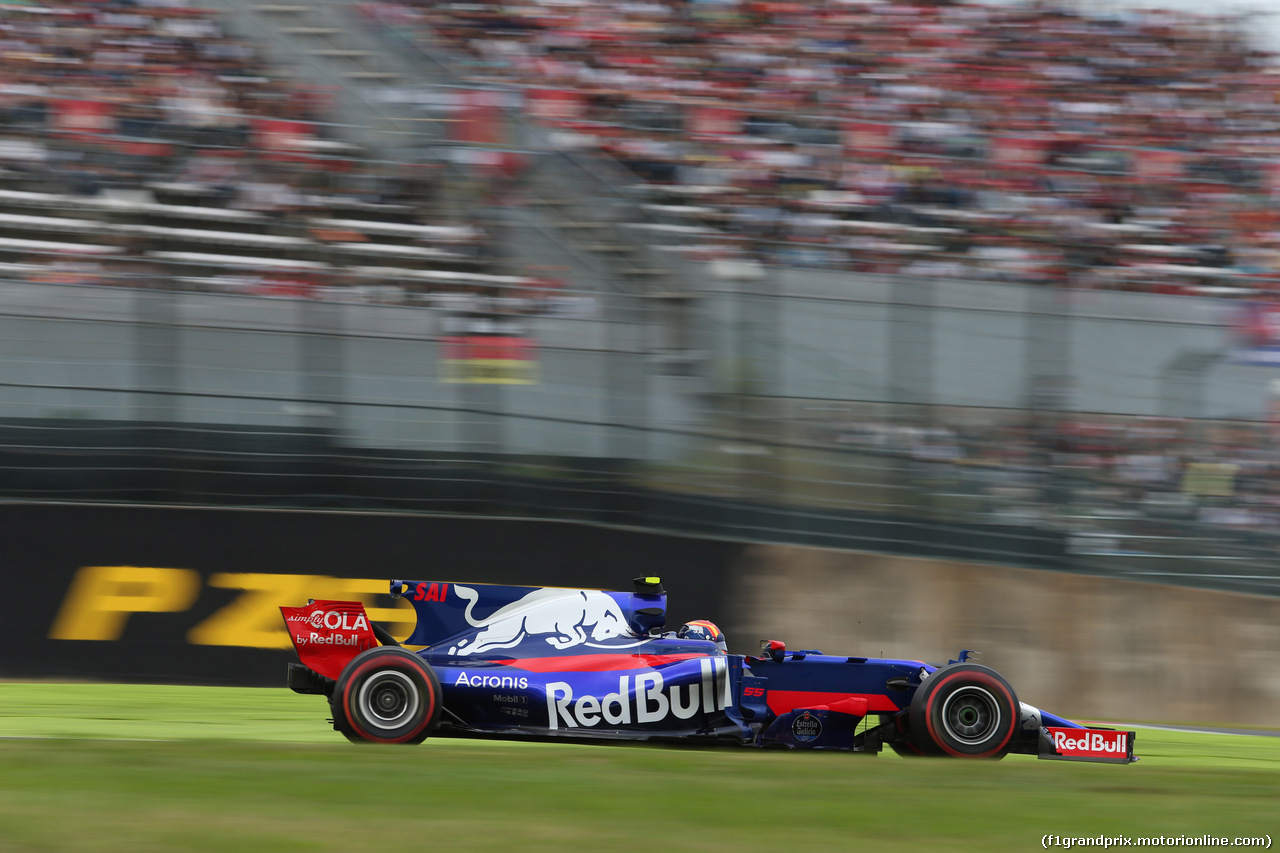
{"left": 9, "top": 504, "right": 736, "bottom": 686}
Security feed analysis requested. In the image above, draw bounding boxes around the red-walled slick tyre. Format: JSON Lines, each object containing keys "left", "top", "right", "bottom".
{"left": 907, "top": 663, "right": 1019, "bottom": 759}
{"left": 332, "top": 647, "right": 442, "bottom": 745}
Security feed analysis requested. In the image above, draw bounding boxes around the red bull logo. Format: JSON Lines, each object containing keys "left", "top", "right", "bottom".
{"left": 296, "top": 631, "right": 362, "bottom": 646}
{"left": 449, "top": 585, "right": 636, "bottom": 657}
{"left": 1049, "top": 728, "right": 1129, "bottom": 757}
{"left": 547, "top": 657, "right": 732, "bottom": 729}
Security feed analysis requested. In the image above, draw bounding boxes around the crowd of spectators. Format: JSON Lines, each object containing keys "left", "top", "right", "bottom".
{"left": 0, "top": 0, "right": 528, "bottom": 304}
{"left": 821, "top": 407, "right": 1280, "bottom": 539}
{"left": 368, "top": 0, "right": 1280, "bottom": 295}
{"left": 7, "top": 0, "right": 1280, "bottom": 299}
{"left": 0, "top": 0, "right": 330, "bottom": 188}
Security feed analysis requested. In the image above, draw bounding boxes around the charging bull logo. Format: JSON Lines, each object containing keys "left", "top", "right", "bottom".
{"left": 448, "top": 586, "right": 635, "bottom": 656}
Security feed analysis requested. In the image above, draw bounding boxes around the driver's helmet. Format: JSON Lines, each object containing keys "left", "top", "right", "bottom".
{"left": 677, "top": 619, "right": 727, "bottom": 652}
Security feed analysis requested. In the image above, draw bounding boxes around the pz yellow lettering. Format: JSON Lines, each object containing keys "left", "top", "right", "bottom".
{"left": 49, "top": 566, "right": 201, "bottom": 641}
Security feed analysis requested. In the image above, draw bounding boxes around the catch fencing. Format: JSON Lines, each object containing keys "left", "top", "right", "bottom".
{"left": 1, "top": 267, "right": 1278, "bottom": 598}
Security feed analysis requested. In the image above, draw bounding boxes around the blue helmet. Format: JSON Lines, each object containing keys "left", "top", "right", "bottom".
{"left": 677, "top": 619, "right": 727, "bottom": 652}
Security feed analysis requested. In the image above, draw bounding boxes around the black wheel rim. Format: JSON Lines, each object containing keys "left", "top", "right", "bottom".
{"left": 357, "top": 670, "right": 420, "bottom": 732}
{"left": 940, "top": 686, "right": 1001, "bottom": 745}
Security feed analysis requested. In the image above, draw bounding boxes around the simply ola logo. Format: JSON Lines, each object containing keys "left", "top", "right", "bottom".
{"left": 286, "top": 610, "right": 370, "bottom": 632}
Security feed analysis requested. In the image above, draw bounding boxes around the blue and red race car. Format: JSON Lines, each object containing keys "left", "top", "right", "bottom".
{"left": 280, "top": 577, "right": 1136, "bottom": 762}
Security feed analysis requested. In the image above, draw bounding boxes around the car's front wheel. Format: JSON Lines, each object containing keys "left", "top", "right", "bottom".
{"left": 907, "top": 663, "right": 1019, "bottom": 759}
{"left": 332, "top": 647, "right": 442, "bottom": 745}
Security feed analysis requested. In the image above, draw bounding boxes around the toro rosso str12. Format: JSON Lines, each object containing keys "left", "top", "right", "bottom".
{"left": 280, "top": 578, "right": 1136, "bottom": 762}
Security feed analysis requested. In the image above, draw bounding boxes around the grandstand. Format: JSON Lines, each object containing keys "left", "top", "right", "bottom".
{"left": 0, "top": 0, "right": 536, "bottom": 305}
{"left": 382, "top": 0, "right": 1280, "bottom": 292}
{"left": 3, "top": 0, "right": 1279, "bottom": 295}
{"left": 0, "top": 0, "right": 1279, "bottom": 598}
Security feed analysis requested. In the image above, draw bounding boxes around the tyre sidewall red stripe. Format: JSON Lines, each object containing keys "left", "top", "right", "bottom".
{"left": 342, "top": 653, "right": 437, "bottom": 744}
{"left": 923, "top": 670, "right": 1016, "bottom": 758}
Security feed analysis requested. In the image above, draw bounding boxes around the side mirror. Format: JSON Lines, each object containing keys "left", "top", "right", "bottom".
{"left": 760, "top": 639, "right": 786, "bottom": 662}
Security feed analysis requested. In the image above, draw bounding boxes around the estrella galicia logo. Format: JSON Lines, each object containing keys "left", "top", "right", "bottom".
{"left": 792, "top": 711, "right": 822, "bottom": 743}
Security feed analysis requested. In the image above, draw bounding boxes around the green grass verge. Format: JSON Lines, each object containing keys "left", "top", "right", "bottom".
{"left": 1, "top": 683, "right": 1277, "bottom": 852}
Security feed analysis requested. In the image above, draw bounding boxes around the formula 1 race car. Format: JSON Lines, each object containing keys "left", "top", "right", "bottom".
{"left": 280, "top": 578, "right": 1136, "bottom": 762}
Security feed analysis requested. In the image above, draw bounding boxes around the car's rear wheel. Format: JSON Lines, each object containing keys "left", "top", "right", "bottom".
{"left": 907, "top": 663, "right": 1018, "bottom": 759}
{"left": 332, "top": 647, "right": 442, "bottom": 744}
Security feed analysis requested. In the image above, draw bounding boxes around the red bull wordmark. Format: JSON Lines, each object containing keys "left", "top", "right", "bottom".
{"left": 547, "top": 657, "right": 732, "bottom": 729}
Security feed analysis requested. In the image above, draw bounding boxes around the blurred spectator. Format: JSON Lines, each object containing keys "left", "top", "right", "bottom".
{"left": 0, "top": 0, "right": 534, "bottom": 306}
{"left": 365, "top": 0, "right": 1280, "bottom": 293}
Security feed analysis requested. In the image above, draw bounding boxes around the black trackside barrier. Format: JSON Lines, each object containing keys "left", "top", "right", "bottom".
{"left": 0, "top": 419, "right": 1072, "bottom": 573}
{"left": 8, "top": 503, "right": 740, "bottom": 686}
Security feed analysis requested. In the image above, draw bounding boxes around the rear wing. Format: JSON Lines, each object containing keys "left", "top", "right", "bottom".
{"left": 280, "top": 599, "right": 380, "bottom": 680}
